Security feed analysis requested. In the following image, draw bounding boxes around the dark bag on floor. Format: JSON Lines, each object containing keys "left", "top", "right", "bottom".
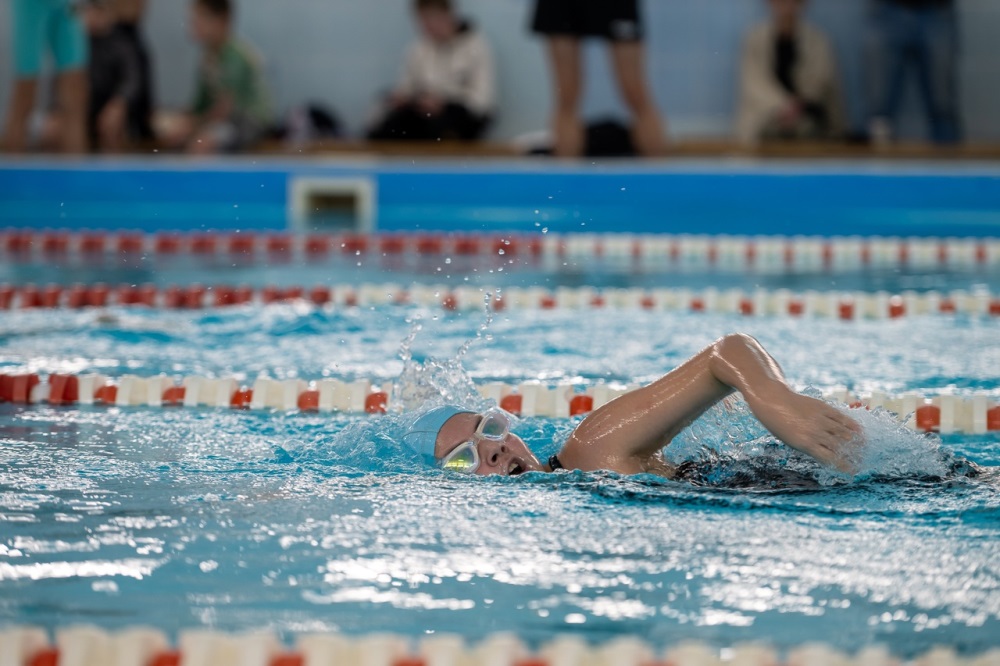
{"left": 585, "top": 118, "right": 636, "bottom": 157}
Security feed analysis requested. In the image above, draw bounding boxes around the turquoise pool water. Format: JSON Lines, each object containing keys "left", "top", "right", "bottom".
{"left": 1, "top": 294, "right": 999, "bottom": 656}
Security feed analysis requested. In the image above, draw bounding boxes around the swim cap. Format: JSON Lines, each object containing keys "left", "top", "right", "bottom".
{"left": 403, "top": 405, "right": 473, "bottom": 464}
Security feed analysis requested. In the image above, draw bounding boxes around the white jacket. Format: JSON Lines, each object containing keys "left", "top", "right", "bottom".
{"left": 736, "top": 21, "right": 846, "bottom": 145}
{"left": 396, "top": 22, "right": 496, "bottom": 116}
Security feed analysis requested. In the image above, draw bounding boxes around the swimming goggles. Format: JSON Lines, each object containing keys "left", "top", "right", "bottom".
{"left": 439, "top": 409, "right": 511, "bottom": 474}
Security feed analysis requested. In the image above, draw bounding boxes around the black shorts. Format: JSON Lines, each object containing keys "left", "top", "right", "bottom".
{"left": 531, "top": 0, "right": 643, "bottom": 42}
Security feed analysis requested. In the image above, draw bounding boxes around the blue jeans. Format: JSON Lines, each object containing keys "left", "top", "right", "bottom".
{"left": 866, "top": 0, "right": 960, "bottom": 144}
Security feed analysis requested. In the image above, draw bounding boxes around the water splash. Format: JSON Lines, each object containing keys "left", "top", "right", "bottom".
{"left": 393, "top": 299, "right": 496, "bottom": 413}
{"left": 287, "top": 301, "right": 501, "bottom": 474}
{"left": 667, "top": 390, "right": 964, "bottom": 487}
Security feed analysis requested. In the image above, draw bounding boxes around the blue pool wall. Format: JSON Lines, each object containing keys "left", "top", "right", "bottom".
{"left": 1, "top": 158, "right": 999, "bottom": 238}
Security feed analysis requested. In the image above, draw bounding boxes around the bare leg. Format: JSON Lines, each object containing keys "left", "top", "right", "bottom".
{"left": 608, "top": 40, "right": 667, "bottom": 157}
{"left": 2, "top": 79, "right": 39, "bottom": 153}
{"left": 545, "top": 37, "right": 584, "bottom": 158}
{"left": 55, "top": 68, "right": 89, "bottom": 153}
{"left": 38, "top": 112, "right": 64, "bottom": 151}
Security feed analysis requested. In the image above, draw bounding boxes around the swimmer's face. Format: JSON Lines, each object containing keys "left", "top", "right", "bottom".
{"left": 435, "top": 412, "right": 544, "bottom": 476}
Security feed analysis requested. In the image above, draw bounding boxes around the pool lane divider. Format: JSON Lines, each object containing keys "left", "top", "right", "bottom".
{"left": 2, "top": 283, "right": 1000, "bottom": 319}
{"left": 1, "top": 626, "right": 994, "bottom": 666}
{"left": 1, "top": 372, "right": 998, "bottom": 435}
{"left": 2, "top": 229, "right": 1000, "bottom": 272}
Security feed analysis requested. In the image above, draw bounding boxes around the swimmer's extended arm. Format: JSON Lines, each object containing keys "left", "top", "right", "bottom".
{"left": 559, "top": 334, "right": 862, "bottom": 474}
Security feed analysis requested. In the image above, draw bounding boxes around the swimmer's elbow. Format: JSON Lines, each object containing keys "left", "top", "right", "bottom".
{"left": 710, "top": 333, "right": 761, "bottom": 368}
{"left": 715, "top": 333, "right": 760, "bottom": 353}
{"left": 708, "top": 333, "right": 781, "bottom": 392}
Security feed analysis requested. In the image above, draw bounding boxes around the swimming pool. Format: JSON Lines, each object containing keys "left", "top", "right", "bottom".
{"left": 2, "top": 155, "right": 999, "bottom": 662}
{"left": 2, "top": 247, "right": 999, "bottom": 659}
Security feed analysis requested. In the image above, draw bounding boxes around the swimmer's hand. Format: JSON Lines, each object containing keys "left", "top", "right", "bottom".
{"left": 749, "top": 387, "right": 864, "bottom": 474}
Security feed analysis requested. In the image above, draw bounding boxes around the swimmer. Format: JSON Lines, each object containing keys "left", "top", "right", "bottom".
{"left": 405, "top": 333, "right": 863, "bottom": 477}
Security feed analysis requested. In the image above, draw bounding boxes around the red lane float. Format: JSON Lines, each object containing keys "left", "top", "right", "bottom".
{"left": 916, "top": 405, "right": 941, "bottom": 432}
{"left": 989, "top": 406, "right": 1000, "bottom": 431}
{"left": 1, "top": 283, "right": 1000, "bottom": 319}
{"left": 28, "top": 648, "right": 59, "bottom": 666}
{"left": 569, "top": 395, "right": 594, "bottom": 416}
{"left": 231, "top": 389, "right": 254, "bottom": 409}
{"left": 1, "top": 231, "right": 997, "bottom": 276}
{"left": 48, "top": 375, "right": 79, "bottom": 405}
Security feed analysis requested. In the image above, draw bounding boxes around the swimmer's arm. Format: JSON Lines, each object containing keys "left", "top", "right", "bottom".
{"left": 559, "top": 334, "right": 861, "bottom": 473}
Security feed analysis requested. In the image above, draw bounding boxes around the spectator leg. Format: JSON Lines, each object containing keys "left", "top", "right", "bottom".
{"left": 55, "top": 68, "right": 89, "bottom": 153}
{"left": 608, "top": 40, "right": 667, "bottom": 157}
{"left": 1, "top": 79, "right": 38, "bottom": 153}
{"left": 866, "top": 0, "right": 911, "bottom": 137}
{"left": 545, "top": 37, "right": 584, "bottom": 157}
{"left": 916, "top": 6, "right": 961, "bottom": 144}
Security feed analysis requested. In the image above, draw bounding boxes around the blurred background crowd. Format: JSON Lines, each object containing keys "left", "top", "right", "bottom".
{"left": 0, "top": 0, "right": 987, "bottom": 157}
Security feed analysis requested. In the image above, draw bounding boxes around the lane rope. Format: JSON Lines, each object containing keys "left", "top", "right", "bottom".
{"left": 0, "top": 626, "right": 991, "bottom": 666}
{"left": 2, "top": 229, "right": 999, "bottom": 272}
{"left": 2, "top": 371, "right": 997, "bottom": 435}
{"left": 1, "top": 283, "right": 999, "bottom": 319}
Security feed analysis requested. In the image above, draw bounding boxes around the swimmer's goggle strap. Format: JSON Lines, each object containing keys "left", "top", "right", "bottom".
{"left": 436, "top": 409, "right": 512, "bottom": 474}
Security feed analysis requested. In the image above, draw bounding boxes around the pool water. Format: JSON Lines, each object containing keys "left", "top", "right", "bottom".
{"left": 1, "top": 299, "right": 999, "bottom": 657}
